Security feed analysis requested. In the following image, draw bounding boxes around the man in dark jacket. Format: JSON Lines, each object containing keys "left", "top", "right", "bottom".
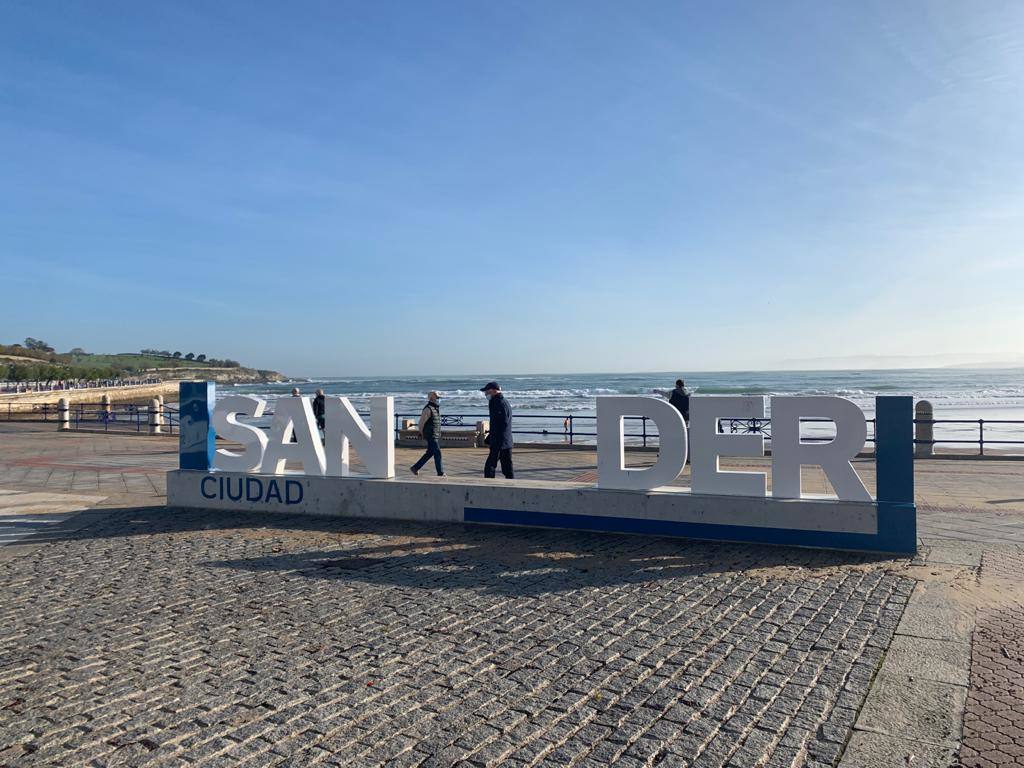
{"left": 481, "top": 381, "right": 514, "bottom": 479}
{"left": 654, "top": 379, "right": 690, "bottom": 422}
{"left": 312, "top": 389, "right": 326, "bottom": 433}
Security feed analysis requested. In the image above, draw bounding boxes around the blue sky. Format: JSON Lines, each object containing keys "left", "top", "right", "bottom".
{"left": 2, "top": 1, "right": 1022, "bottom": 376}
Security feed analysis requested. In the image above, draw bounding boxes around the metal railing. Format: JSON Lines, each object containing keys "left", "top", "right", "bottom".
{"left": 8, "top": 401, "right": 1023, "bottom": 454}
{"left": 0, "top": 401, "right": 179, "bottom": 434}
{"left": 394, "top": 412, "right": 653, "bottom": 446}
{"left": 394, "top": 413, "right": 875, "bottom": 448}
{"left": 389, "top": 412, "right": 1024, "bottom": 454}
{"left": 718, "top": 416, "right": 877, "bottom": 444}
{"left": 708, "top": 416, "right": 1024, "bottom": 454}
{"left": 1, "top": 402, "right": 63, "bottom": 421}
{"left": 914, "top": 418, "right": 1024, "bottom": 456}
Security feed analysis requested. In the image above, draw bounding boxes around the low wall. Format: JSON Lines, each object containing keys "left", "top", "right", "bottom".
{"left": 167, "top": 469, "right": 915, "bottom": 553}
{"left": 0, "top": 382, "right": 181, "bottom": 410}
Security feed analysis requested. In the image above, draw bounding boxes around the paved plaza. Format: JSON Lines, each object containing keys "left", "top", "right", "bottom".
{"left": 1, "top": 423, "right": 1024, "bottom": 766}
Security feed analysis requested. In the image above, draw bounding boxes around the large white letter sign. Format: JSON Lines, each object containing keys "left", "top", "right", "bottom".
{"left": 690, "top": 396, "right": 767, "bottom": 497}
{"left": 597, "top": 396, "right": 687, "bottom": 491}
{"left": 212, "top": 395, "right": 269, "bottom": 473}
{"left": 324, "top": 396, "right": 394, "bottom": 478}
{"left": 770, "top": 396, "right": 870, "bottom": 502}
{"left": 261, "top": 397, "right": 326, "bottom": 476}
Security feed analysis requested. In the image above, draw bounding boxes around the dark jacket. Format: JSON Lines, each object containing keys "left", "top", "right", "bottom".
{"left": 487, "top": 393, "right": 513, "bottom": 449}
{"left": 312, "top": 394, "right": 326, "bottom": 421}
{"left": 669, "top": 387, "right": 690, "bottom": 421}
{"left": 422, "top": 402, "right": 441, "bottom": 440}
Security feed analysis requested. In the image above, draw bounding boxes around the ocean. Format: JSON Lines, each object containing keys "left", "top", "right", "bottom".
{"left": 228, "top": 369, "right": 1024, "bottom": 450}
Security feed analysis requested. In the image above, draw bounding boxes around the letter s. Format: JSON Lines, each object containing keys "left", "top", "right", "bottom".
{"left": 212, "top": 395, "right": 269, "bottom": 472}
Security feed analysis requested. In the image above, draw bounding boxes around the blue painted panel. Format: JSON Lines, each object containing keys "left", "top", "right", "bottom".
{"left": 875, "top": 395, "right": 914, "bottom": 505}
{"left": 874, "top": 501, "right": 916, "bottom": 553}
{"left": 464, "top": 507, "right": 915, "bottom": 554}
{"left": 179, "top": 381, "right": 216, "bottom": 471}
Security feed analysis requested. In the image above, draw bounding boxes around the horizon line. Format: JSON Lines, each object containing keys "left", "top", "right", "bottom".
{"left": 289, "top": 364, "right": 1024, "bottom": 380}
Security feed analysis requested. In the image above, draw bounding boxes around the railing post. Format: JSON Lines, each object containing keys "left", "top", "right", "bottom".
{"left": 149, "top": 398, "right": 162, "bottom": 435}
{"left": 979, "top": 419, "right": 985, "bottom": 456}
{"left": 569, "top": 415, "right": 574, "bottom": 446}
{"left": 914, "top": 400, "right": 934, "bottom": 457}
{"left": 58, "top": 398, "right": 70, "bottom": 431}
{"left": 642, "top": 416, "right": 648, "bottom": 448}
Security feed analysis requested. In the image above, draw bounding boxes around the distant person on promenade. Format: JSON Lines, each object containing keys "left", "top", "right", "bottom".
{"left": 481, "top": 381, "right": 514, "bottom": 479}
{"left": 654, "top": 379, "right": 690, "bottom": 423}
{"left": 312, "top": 388, "right": 326, "bottom": 434}
{"left": 290, "top": 387, "right": 300, "bottom": 441}
{"left": 410, "top": 391, "right": 445, "bottom": 477}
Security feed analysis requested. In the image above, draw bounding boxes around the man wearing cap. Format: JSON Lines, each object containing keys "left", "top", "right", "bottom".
{"left": 480, "top": 381, "right": 514, "bottom": 479}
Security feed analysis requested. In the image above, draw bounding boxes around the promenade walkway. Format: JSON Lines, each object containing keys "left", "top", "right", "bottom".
{"left": 1, "top": 423, "right": 1023, "bottom": 766}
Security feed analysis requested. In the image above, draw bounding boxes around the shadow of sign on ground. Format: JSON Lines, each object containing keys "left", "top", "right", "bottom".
{"left": 200, "top": 513, "right": 908, "bottom": 598}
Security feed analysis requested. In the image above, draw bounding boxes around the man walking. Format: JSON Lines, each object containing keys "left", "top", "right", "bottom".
{"left": 481, "top": 381, "right": 513, "bottom": 479}
{"left": 410, "top": 391, "right": 445, "bottom": 477}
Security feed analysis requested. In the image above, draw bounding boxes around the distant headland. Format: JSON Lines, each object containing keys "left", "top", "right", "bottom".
{"left": 1, "top": 338, "right": 287, "bottom": 406}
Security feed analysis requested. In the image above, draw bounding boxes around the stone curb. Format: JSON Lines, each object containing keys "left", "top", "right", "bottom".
{"left": 838, "top": 541, "right": 978, "bottom": 768}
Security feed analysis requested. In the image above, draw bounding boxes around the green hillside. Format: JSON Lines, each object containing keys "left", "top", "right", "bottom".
{"left": 2, "top": 339, "right": 283, "bottom": 383}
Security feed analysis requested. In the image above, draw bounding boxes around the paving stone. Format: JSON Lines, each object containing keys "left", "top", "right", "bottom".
{"left": 881, "top": 634, "right": 971, "bottom": 688}
{"left": 839, "top": 730, "right": 957, "bottom": 768}
{"left": 0, "top": 504, "right": 912, "bottom": 766}
{"left": 894, "top": 581, "right": 973, "bottom": 644}
{"left": 857, "top": 674, "right": 966, "bottom": 748}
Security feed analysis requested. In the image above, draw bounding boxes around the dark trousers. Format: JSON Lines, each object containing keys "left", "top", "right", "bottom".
{"left": 484, "top": 446, "right": 514, "bottom": 479}
{"left": 412, "top": 436, "right": 444, "bottom": 475}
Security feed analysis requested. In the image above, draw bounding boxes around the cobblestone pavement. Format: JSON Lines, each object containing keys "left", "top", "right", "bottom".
{"left": 6, "top": 424, "right": 1024, "bottom": 766}
{"left": 959, "top": 550, "right": 1024, "bottom": 768}
{"left": 0, "top": 507, "right": 913, "bottom": 768}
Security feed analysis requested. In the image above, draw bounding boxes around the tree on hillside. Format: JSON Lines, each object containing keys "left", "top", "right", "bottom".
{"left": 172, "top": 351, "right": 182, "bottom": 358}
{"left": 24, "top": 337, "right": 54, "bottom": 352}
{"left": 196, "top": 354, "right": 206, "bottom": 362}
{"left": 185, "top": 352, "right": 195, "bottom": 361}
{"left": 69, "top": 347, "right": 86, "bottom": 355}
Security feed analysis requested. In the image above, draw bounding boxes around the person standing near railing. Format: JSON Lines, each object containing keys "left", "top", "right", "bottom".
{"left": 654, "top": 378, "right": 691, "bottom": 462}
{"left": 312, "top": 388, "right": 326, "bottom": 437}
{"left": 410, "top": 391, "right": 446, "bottom": 477}
{"left": 481, "top": 381, "right": 514, "bottom": 479}
{"left": 653, "top": 378, "right": 690, "bottom": 423}
{"left": 289, "top": 387, "right": 300, "bottom": 442}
